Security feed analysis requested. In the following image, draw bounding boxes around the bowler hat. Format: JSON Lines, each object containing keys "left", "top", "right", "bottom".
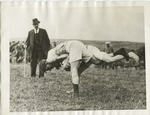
{"left": 105, "top": 42, "right": 111, "bottom": 44}
{"left": 32, "top": 18, "right": 40, "bottom": 25}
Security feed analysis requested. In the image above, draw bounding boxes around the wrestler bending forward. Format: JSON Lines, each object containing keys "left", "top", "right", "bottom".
{"left": 39, "top": 40, "right": 139, "bottom": 97}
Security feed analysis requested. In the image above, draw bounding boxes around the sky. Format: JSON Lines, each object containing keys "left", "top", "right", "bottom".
{"left": 1, "top": 2, "right": 145, "bottom": 42}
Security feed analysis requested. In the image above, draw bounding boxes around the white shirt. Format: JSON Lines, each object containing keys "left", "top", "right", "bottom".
{"left": 34, "top": 28, "right": 39, "bottom": 34}
{"left": 46, "top": 48, "right": 57, "bottom": 63}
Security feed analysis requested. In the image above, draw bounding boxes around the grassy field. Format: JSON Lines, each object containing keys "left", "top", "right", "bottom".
{"left": 10, "top": 63, "right": 146, "bottom": 112}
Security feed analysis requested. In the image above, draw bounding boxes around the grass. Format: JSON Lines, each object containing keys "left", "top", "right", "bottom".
{"left": 10, "top": 63, "right": 146, "bottom": 112}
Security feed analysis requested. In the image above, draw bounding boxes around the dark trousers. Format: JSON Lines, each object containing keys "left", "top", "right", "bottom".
{"left": 31, "top": 49, "right": 46, "bottom": 76}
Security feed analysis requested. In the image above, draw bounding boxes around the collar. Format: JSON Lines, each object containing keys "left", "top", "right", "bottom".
{"left": 34, "top": 28, "right": 39, "bottom": 33}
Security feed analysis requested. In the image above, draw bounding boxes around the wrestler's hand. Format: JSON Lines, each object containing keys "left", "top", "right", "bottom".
{"left": 61, "top": 56, "right": 70, "bottom": 71}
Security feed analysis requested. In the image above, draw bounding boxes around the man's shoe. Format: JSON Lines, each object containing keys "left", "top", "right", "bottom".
{"left": 31, "top": 75, "right": 36, "bottom": 77}
{"left": 39, "top": 75, "right": 44, "bottom": 78}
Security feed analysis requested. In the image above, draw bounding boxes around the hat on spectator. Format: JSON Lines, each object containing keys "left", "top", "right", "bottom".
{"left": 32, "top": 18, "right": 40, "bottom": 25}
{"left": 105, "top": 42, "right": 111, "bottom": 44}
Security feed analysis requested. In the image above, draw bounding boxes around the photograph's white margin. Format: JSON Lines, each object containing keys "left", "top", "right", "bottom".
{"left": 1, "top": 1, "right": 150, "bottom": 115}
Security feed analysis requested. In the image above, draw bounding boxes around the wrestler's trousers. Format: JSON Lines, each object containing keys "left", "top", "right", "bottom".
{"left": 70, "top": 60, "right": 82, "bottom": 95}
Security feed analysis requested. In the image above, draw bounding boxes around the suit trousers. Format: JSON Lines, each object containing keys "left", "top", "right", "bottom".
{"left": 31, "top": 49, "right": 46, "bottom": 76}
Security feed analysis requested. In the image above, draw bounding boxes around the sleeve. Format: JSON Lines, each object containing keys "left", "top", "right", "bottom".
{"left": 46, "top": 49, "right": 57, "bottom": 63}
{"left": 44, "top": 30, "right": 51, "bottom": 50}
{"left": 62, "top": 56, "right": 70, "bottom": 70}
{"left": 25, "top": 32, "right": 30, "bottom": 48}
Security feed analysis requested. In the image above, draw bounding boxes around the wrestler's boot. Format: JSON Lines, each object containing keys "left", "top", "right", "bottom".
{"left": 72, "top": 75, "right": 79, "bottom": 98}
{"left": 73, "top": 84, "right": 79, "bottom": 98}
{"left": 71, "top": 61, "right": 80, "bottom": 98}
{"left": 113, "top": 48, "right": 129, "bottom": 61}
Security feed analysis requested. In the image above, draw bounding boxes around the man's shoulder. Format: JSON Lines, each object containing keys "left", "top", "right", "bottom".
{"left": 29, "top": 29, "right": 34, "bottom": 33}
{"left": 39, "top": 28, "right": 46, "bottom": 32}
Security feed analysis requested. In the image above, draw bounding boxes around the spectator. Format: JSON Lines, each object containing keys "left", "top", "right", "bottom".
{"left": 103, "top": 42, "right": 114, "bottom": 68}
{"left": 25, "top": 18, "right": 50, "bottom": 77}
{"left": 103, "top": 42, "right": 114, "bottom": 53}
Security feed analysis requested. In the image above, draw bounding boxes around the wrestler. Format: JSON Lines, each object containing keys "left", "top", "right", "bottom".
{"left": 39, "top": 40, "right": 139, "bottom": 97}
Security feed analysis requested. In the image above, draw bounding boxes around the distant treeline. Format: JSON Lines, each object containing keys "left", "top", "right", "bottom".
{"left": 9, "top": 39, "right": 145, "bottom": 69}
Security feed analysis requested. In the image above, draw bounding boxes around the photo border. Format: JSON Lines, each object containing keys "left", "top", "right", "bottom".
{"left": 1, "top": 1, "right": 150, "bottom": 115}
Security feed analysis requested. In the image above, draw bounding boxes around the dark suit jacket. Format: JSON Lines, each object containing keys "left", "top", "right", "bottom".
{"left": 26, "top": 28, "right": 50, "bottom": 59}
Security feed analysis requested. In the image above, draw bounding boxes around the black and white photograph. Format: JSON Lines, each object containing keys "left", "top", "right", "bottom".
{"left": 1, "top": 1, "right": 150, "bottom": 115}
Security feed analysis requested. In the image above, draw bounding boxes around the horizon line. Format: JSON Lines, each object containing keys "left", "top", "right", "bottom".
{"left": 9, "top": 38, "right": 145, "bottom": 43}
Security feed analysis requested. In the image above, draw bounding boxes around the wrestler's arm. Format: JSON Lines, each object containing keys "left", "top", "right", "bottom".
{"left": 46, "top": 47, "right": 68, "bottom": 63}
{"left": 56, "top": 54, "right": 69, "bottom": 61}
{"left": 45, "top": 54, "right": 69, "bottom": 71}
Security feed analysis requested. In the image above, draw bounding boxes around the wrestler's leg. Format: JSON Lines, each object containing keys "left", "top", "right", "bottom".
{"left": 70, "top": 60, "right": 82, "bottom": 97}
{"left": 66, "top": 62, "right": 92, "bottom": 94}
{"left": 88, "top": 51, "right": 124, "bottom": 64}
{"left": 108, "top": 53, "right": 113, "bottom": 57}
{"left": 108, "top": 52, "right": 139, "bottom": 63}
{"left": 78, "top": 61, "right": 92, "bottom": 76}
{"left": 102, "top": 53, "right": 124, "bottom": 63}
{"left": 101, "top": 48, "right": 129, "bottom": 62}
{"left": 113, "top": 48, "right": 129, "bottom": 61}
{"left": 88, "top": 46, "right": 129, "bottom": 62}
{"left": 89, "top": 55, "right": 104, "bottom": 65}
{"left": 87, "top": 46, "right": 104, "bottom": 60}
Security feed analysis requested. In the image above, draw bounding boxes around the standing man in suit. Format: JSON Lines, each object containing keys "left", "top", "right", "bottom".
{"left": 26, "top": 18, "right": 50, "bottom": 77}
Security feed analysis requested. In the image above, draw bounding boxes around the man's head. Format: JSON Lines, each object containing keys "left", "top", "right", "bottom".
{"left": 46, "top": 62, "right": 55, "bottom": 71}
{"left": 39, "top": 59, "right": 60, "bottom": 77}
{"left": 32, "top": 18, "right": 40, "bottom": 29}
{"left": 105, "top": 42, "right": 110, "bottom": 48}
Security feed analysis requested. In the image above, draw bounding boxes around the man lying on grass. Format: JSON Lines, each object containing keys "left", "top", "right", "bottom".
{"left": 39, "top": 40, "right": 139, "bottom": 97}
